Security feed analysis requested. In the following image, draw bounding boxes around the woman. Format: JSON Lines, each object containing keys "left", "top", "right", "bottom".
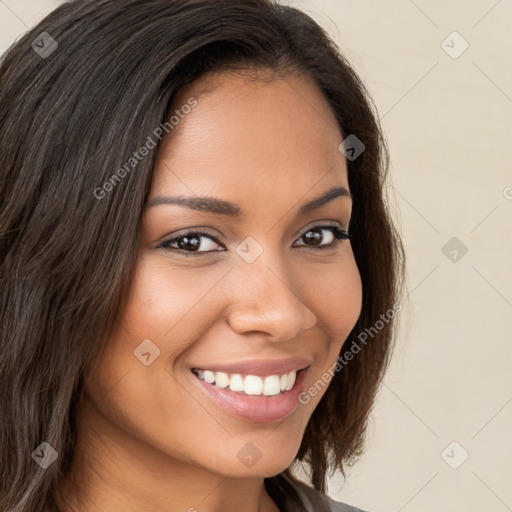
{"left": 0, "top": 1, "right": 405, "bottom": 511}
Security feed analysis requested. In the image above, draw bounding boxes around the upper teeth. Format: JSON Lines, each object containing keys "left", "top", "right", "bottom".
{"left": 193, "top": 369, "right": 297, "bottom": 396}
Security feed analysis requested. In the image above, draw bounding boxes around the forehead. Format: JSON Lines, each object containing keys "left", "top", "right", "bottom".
{"left": 150, "top": 69, "right": 348, "bottom": 208}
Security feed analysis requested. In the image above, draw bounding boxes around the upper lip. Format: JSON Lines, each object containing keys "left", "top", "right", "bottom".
{"left": 191, "top": 357, "right": 313, "bottom": 376}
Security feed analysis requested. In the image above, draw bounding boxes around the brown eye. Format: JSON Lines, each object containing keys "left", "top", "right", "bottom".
{"left": 158, "top": 231, "right": 224, "bottom": 255}
{"left": 294, "top": 225, "right": 349, "bottom": 248}
{"left": 158, "top": 224, "right": 350, "bottom": 258}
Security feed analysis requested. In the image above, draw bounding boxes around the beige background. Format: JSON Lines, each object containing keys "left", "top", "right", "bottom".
{"left": 2, "top": 1, "right": 511, "bottom": 511}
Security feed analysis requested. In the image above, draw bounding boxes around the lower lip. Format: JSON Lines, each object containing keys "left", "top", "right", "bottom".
{"left": 190, "top": 367, "right": 310, "bottom": 423}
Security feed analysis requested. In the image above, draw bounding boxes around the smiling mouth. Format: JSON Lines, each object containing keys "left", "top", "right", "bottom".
{"left": 191, "top": 367, "right": 305, "bottom": 396}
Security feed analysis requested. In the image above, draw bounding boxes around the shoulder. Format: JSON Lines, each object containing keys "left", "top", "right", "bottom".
{"left": 319, "top": 493, "right": 371, "bottom": 512}
{"left": 277, "top": 473, "right": 373, "bottom": 512}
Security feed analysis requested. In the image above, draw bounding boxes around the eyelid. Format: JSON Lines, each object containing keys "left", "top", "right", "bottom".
{"left": 156, "top": 226, "right": 222, "bottom": 247}
{"left": 296, "top": 219, "right": 345, "bottom": 238}
{"left": 157, "top": 220, "right": 349, "bottom": 254}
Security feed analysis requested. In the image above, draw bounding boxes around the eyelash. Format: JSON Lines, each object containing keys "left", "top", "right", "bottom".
{"left": 157, "top": 222, "right": 351, "bottom": 257}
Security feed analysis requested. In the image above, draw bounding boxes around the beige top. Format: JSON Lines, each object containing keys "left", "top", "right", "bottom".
{"left": 265, "top": 473, "right": 371, "bottom": 512}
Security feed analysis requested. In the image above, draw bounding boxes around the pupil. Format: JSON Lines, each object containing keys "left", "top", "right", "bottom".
{"left": 180, "top": 236, "right": 200, "bottom": 251}
{"left": 304, "top": 230, "right": 322, "bottom": 245}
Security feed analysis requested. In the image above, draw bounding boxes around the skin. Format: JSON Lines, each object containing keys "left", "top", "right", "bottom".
{"left": 58, "top": 69, "right": 363, "bottom": 512}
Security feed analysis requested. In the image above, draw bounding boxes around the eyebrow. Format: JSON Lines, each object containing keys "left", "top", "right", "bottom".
{"left": 147, "top": 185, "right": 351, "bottom": 217}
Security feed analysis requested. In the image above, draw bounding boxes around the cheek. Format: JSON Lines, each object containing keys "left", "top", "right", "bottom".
{"left": 82, "top": 255, "right": 214, "bottom": 425}
{"left": 81, "top": 255, "right": 222, "bottom": 464}
{"left": 112, "top": 254, "right": 229, "bottom": 362}
{"left": 301, "top": 248, "right": 363, "bottom": 345}
{"left": 292, "top": 250, "right": 362, "bottom": 410}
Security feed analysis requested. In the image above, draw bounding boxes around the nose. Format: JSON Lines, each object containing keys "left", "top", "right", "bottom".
{"left": 226, "top": 254, "right": 317, "bottom": 342}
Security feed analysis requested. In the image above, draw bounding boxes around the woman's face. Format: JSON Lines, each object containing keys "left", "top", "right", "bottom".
{"left": 83, "top": 70, "right": 362, "bottom": 480}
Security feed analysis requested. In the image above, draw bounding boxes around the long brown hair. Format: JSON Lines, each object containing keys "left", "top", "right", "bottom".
{"left": 0, "top": 1, "right": 405, "bottom": 510}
